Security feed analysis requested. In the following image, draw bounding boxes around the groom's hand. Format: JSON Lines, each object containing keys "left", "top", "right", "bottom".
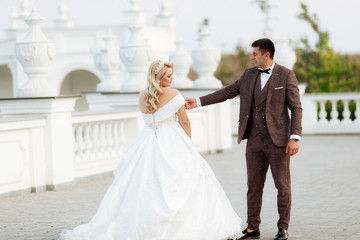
{"left": 185, "top": 98, "right": 197, "bottom": 110}
{"left": 286, "top": 139, "right": 299, "bottom": 156}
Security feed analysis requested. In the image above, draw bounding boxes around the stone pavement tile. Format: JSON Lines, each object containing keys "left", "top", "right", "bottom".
{"left": 0, "top": 135, "right": 359, "bottom": 240}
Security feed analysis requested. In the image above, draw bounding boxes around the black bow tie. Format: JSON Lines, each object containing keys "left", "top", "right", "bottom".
{"left": 258, "top": 68, "right": 270, "bottom": 74}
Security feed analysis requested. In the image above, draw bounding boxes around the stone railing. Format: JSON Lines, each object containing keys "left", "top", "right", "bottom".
{"left": 72, "top": 111, "right": 142, "bottom": 178}
{"left": 0, "top": 92, "right": 233, "bottom": 197}
{"left": 230, "top": 92, "right": 360, "bottom": 135}
{"left": 302, "top": 92, "right": 360, "bottom": 134}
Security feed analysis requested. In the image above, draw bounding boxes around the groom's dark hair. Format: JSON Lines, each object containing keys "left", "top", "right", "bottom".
{"left": 251, "top": 38, "right": 275, "bottom": 59}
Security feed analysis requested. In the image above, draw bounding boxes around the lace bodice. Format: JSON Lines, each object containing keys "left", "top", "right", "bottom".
{"left": 142, "top": 92, "right": 185, "bottom": 129}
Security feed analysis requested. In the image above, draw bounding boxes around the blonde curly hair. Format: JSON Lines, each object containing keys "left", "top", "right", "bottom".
{"left": 143, "top": 59, "right": 174, "bottom": 113}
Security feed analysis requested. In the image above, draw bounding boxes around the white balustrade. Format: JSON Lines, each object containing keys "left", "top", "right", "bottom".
{"left": 73, "top": 120, "right": 126, "bottom": 162}
{"left": 71, "top": 111, "right": 142, "bottom": 178}
{"left": 299, "top": 93, "right": 360, "bottom": 134}
{"left": 229, "top": 92, "right": 360, "bottom": 135}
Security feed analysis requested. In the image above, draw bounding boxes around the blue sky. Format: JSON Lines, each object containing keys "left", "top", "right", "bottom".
{"left": 0, "top": 0, "right": 359, "bottom": 54}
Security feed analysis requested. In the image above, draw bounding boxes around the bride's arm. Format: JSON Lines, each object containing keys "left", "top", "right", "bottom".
{"left": 177, "top": 105, "right": 191, "bottom": 139}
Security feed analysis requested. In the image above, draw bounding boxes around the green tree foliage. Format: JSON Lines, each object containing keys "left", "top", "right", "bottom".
{"left": 294, "top": 2, "right": 359, "bottom": 93}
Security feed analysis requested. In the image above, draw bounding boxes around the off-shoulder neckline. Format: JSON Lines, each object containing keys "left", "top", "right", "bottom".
{"left": 141, "top": 92, "right": 181, "bottom": 115}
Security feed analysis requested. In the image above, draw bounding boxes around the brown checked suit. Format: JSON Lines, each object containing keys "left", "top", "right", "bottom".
{"left": 200, "top": 63, "right": 302, "bottom": 231}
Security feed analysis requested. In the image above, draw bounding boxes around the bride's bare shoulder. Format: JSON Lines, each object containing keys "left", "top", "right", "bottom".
{"left": 162, "top": 88, "right": 179, "bottom": 98}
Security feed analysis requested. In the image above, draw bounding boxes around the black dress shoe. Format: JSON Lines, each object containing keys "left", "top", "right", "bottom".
{"left": 239, "top": 228, "right": 260, "bottom": 239}
{"left": 274, "top": 228, "right": 288, "bottom": 240}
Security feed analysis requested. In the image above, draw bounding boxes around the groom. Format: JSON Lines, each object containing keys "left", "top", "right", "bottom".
{"left": 185, "top": 38, "right": 302, "bottom": 240}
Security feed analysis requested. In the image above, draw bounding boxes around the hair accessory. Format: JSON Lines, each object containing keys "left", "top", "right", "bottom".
{"left": 154, "top": 59, "right": 166, "bottom": 74}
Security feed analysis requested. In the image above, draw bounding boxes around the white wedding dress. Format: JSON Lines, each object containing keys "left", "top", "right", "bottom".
{"left": 59, "top": 93, "right": 242, "bottom": 240}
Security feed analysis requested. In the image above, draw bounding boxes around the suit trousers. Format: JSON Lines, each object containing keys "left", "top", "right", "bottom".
{"left": 245, "top": 133, "right": 291, "bottom": 230}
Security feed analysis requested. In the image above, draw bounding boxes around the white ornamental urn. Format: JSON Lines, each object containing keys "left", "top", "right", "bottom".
{"left": 119, "top": 25, "right": 153, "bottom": 92}
{"left": 169, "top": 38, "right": 193, "bottom": 88}
{"left": 15, "top": 8, "right": 56, "bottom": 97}
{"left": 275, "top": 37, "right": 297, "bottom": 70}
{"left": 192, "top": 26, "right": 222, "bottom": 89}
{"left": 123, "top": 0, "right": 146, "bottom": 25}
{"left": 94, "top": 30, "right": 122, "bottom": 92}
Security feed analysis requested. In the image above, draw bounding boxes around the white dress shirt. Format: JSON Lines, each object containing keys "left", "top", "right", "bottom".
{"left": 258, "top": 62, "right": 275, "bottom": 90}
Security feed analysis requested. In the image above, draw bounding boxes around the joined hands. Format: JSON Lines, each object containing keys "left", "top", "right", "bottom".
{"left": 185, "top": 98, "right": 197, "bottom": 110}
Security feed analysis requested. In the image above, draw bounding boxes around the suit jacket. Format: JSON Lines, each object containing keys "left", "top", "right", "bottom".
{"left": 200, "top": 63, "right": 302, "bottom": 147}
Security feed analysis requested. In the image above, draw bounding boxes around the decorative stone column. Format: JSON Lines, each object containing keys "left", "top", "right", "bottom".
{"left": 169, "top": 38, "right": 193, "bottom": 88}
{"left": 192, "top": 26, "right": 222, "bottom": 89}
{"left": 53, "top": 0, "right": 73, "bottom": 29}
{"left": 94, "top": 30, "right": 122, "bottom": 92}
{"left": 119, "top": 24, "right": 153, "bottom": 92}
{"left": 15, "top": 8, "right": 56, "bottom": 97}
{"left": 123, "top": 0, "right": 146, "bottom": 25}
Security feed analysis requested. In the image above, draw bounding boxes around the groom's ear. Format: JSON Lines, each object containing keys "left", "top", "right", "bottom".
{"left": 264, "top": 51, "right": 270, "bottom": 59}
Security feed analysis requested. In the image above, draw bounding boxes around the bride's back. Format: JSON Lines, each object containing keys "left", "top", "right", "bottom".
{"left": 139, "top": 87, "right": 179, "bottom": 114}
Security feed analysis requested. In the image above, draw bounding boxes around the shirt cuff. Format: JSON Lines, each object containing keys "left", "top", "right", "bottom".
{"left": 196, "top": 97, "right": 202, "bottom": 107}
{"left": 290, "top": 134, "right": 301, "bottom": 141}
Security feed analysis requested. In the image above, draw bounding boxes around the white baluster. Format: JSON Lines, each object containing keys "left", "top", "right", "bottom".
{"left": 342, "top": 100, "right": 351, "bottom": 123}
{"left": 99, "top": 122, "right": 107, "bottom": 156}
{"left": 119, "top": 121, "right": 127, "bottom": 152}
{"left": 113, "top": 121, "right": 121, "bottom": 154}
{"left": 92, "top": 124, "right": 100, "bottom": 158}
{"left": 84, "top": 124, "right": 92, "bottom": 160}
{"left": 355, "top": 100, "right": 360, "bottom": 124}
{"left": 319, "top": 100, "right": 327, "bottom": 123}
{"left": 73, "top": 126, "right": 79, "bottom": 162}
{"left": 330, "top": 100, "right": 340, "bottom": 123}
{"left": 113, "top": 121, "right": 120, "bottom": 155}
{"left": 106, "top": 122, "right": 113, "bottom": 156}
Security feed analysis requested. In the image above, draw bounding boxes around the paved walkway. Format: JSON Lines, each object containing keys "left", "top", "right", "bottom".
{"left": 0, "top": 135, "right": 359, "bottom": 240}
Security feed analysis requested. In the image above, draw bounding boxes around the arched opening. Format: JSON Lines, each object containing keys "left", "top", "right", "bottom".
{"left": 0, "top": 65, "right": 13, "bottom": 98}
{"left": 60, "top": 70, "right": 100, "bottom": 111}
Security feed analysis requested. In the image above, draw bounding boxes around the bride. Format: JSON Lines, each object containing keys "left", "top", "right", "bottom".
{"left": 59, "top": 59, "right": 243, "bottom": 240}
